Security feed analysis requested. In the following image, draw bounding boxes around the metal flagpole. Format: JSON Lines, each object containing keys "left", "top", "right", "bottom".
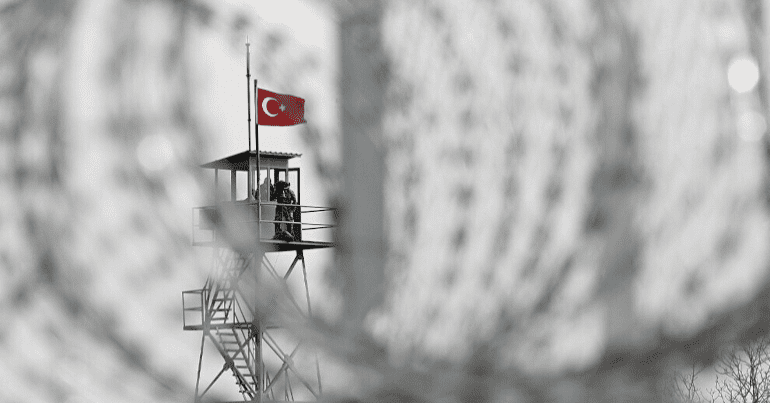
{"left": 253, "top": 77, "right": 263, "bottom": 403}
{"left": 247, "top": 38, "right": 252, "bottom": 152}
{"left": 255, "top": 78, "right": 261, "bottom": 225}
{"left": 246, "top": 38, "right": 254, "bottom": 200}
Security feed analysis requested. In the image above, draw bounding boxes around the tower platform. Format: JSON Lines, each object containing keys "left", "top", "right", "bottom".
{"left": 259, "top": 239, "right": 334, "bottom": 252}
{"left": 191, "top": 236, "right": 333, "bottom": 252}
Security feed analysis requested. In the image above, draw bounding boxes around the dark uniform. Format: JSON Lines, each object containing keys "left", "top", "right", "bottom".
{"left": 271, "top": 181, "right": 297, "bottom": 241}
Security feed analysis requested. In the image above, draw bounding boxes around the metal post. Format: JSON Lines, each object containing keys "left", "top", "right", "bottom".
{"left": 254, "top": 80, "right": 263, "bottom": 401}
{"left": 194, "top": 331, "right": 205, "bottom": 401}
{"left": 255, "top": 78, "right": 262, "bottom": 238}
{"left": 231, "top": 170, "right": 237, "bottom": 201}
{"left": 214, "top": 169, "right": 218, "bottom": 204}
{"left": 247, "top": 40, "right": 254, "bottom": 201}
{"left": 256, "top": 323, "right": 263, "bottom": 403}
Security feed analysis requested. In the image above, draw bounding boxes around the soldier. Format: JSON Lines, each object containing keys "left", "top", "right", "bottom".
{"left": 270, "top": 180, "right": 297, "bottom": 241}
{"left": 253, "top": 177, "right": 270, "bottom": 201}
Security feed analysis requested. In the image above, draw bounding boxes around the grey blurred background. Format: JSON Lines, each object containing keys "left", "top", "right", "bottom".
{"left": 3, "top": 0, "right": 770, "bottom": 402}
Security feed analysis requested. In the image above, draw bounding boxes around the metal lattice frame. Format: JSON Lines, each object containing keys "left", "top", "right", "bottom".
{"left": 187, "top": 246, "right": 321, "bottom": 402}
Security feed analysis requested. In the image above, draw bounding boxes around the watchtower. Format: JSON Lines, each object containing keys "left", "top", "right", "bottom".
{"left": 183, "top": 149, "right": 334, "bottom": 402}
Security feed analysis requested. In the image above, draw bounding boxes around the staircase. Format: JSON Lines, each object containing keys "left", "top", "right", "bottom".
{"left": 214, "top": 326, "right": 259, "bottom": 399}
{"left": 207, "top": 251, "right": 249, "bottom": 326}
{"left": 207, "top": 251, "right": 260, "bottom": 399}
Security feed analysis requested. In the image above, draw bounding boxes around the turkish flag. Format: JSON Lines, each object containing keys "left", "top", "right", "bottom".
{"left": 257, "top": 88, "right": 306, "bottom": 126}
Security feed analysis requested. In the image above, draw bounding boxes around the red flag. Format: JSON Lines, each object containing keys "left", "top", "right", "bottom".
{"left": 257, "top": 88, "right": 306, "bottom": 126}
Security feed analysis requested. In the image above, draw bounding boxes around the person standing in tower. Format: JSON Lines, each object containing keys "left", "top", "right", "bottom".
{"left": 271, "top": 180, "right": 297, "bottom": 241}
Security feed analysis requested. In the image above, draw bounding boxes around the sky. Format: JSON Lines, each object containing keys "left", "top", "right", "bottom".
{"left": 199, "top": 0, "right": 336, "bottom": 162}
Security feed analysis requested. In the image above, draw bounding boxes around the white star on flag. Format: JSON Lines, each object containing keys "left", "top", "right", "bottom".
{"left": 256, "top": 87, "right": 306, "bottom": 126}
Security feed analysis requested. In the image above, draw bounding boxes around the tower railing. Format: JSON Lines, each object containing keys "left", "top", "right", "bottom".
{"left": 192, "top": 201, "right": 336, "bottom": 247}
{"left": 182, "top": 289, "right": 205, "bottom": 330}
{"left": 181, "top": 282, "right": 255, "bottom": 331}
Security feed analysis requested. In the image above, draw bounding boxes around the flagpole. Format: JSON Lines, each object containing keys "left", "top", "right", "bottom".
{"left": 255, "top": 78, "right": 261, "bottom": 236}
{"left": 246, "top": 38, "right": 252, "bottom": 152}
{"left": 254, "top": 78, "right": 263, "bottom": 403}
{"left": 246, "top": 38, "right": 254, "bottom": 201}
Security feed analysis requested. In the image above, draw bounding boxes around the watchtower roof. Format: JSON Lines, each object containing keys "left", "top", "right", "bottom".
{"left": 200, "top": 150, "right": 302, "bottom": 171}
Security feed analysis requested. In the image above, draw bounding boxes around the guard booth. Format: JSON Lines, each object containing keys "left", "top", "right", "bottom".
{"left": 191, "top": 150, "right": 334, "bottom": 251}
{"left": 184, "top": 149, "right": 334, "bottom": 402}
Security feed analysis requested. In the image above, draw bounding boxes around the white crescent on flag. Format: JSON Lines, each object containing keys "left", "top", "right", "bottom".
{"left": 262, "top": 97, "right": 279, "bottom": 117}
{"left": 256, "top": 87, "right": 306, "bottom": 126}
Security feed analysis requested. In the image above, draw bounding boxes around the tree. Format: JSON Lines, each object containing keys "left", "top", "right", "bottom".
{"left": 712, "top": 337, "right": 770, "bottom": 403}
{"left": 667, "top": 364, "right": 710, "bottom": 403}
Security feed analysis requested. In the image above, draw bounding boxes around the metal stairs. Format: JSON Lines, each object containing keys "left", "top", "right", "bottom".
{"left": 213, "top": 326, "right": 258, "bottom": 400}
{"left": 208, "top": 253, "right": 259, "bottom": 399}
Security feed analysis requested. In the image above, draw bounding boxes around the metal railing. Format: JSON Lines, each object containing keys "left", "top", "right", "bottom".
{"left": 192, "top": 201, "right": 336, "bottom": 246}
{"left": 182, "top": 284, "right": 256, "bottom": 330}
{"left": 182, "top": 289, "right": 205, "bottom": 330}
